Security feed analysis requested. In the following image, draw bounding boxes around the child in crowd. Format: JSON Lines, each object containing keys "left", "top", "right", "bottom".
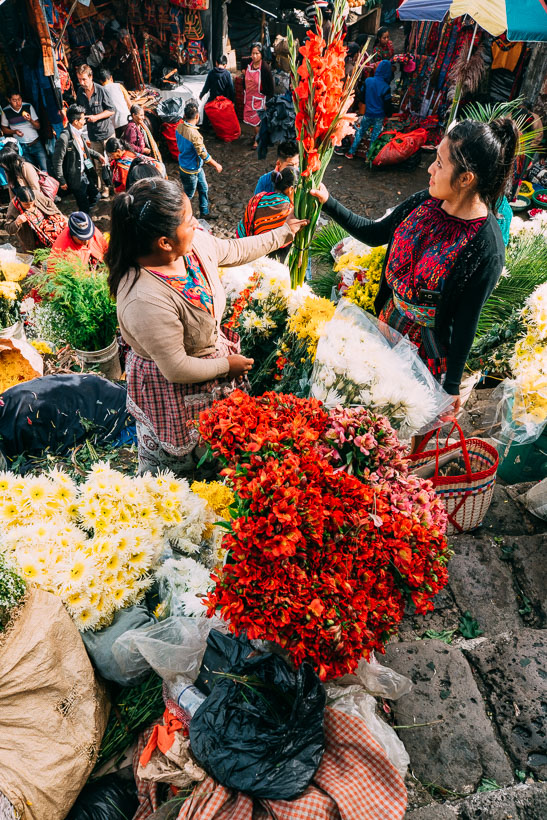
{"left": 176, "top": 101, "right": 222, "bottom": 220}
{"left": 199, "top": 56, "right": 235, "bottom": 103}
{"left": 254, "top": 139, "right": 299, "bottom": 195}
{"left": 346, "top": 60, "right": 392, "bottom": 161}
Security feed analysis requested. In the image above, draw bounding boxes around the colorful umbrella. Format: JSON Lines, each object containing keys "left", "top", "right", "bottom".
{"left": 399, "top": 0, "right": 547, "bottom": 40}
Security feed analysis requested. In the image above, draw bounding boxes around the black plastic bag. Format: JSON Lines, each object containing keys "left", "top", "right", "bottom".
{"left": 190, "top": 630, "right": 326, "bottom": 800}
{"left": 66, "top": 773, "right": 139, "bottom": 820}
{"left": 157, "top": 96, "right": 186, "bottom": 123}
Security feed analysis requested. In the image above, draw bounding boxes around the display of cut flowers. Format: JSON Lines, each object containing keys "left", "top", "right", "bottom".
{"left": 198, "top": 390, "right": 450, "bottom": 681}
{"left": 507, "top": 282, "right": 547, "bottom": 434}
{"left": 254, "top": 293, "right": 336, "bottom": 395}
{"left": 0, "top": 465, "right": 229, "bottom": 631}
{"left": 310, "top": 299, "right": 453, "bottom": 437}
{"left": 342, "top": 246, "right": 386, "bottom": 314}
{"left": 0, "top": 277, "right": 21, "bottom": 330}
{"left": 220, "top": 257, "right": 317, "bottom": 393}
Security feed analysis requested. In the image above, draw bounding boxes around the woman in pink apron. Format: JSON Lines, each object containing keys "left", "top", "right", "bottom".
{"left": 243, "top": 43, "right": 274, "bottom": 149}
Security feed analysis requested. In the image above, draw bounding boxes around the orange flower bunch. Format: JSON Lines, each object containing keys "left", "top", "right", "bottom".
{"left": 294, "top": 33, "right": 355, "bottom": 176}
{"left": 286, "top": 0, "right": 371, "bottom": 286}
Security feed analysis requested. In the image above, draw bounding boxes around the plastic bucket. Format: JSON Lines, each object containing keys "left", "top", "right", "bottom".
{"left": 74, "top": 337, "right": 121, "bottom": 380}
{"left": 497, "top": 433, "right": 547, "bottom": 484}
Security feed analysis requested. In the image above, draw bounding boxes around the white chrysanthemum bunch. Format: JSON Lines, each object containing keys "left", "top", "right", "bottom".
{"left": 311, "top": 317, "right": 437, "bottom": 434}
{"left": 0, "top": 464, "right": 214, "bottom": 631}
{"left": 155, "top": 556, "right": 213, "bottom": 618}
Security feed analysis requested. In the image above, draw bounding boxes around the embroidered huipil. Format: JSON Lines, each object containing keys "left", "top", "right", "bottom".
{"left": 379, "top": 199, "right": 485, "bottom": 379}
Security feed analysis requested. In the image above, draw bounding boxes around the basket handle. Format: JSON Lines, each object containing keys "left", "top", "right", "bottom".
{"left": 416, "top": 419, "right": 474, "bottom": 480}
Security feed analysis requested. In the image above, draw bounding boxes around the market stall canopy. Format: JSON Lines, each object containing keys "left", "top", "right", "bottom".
{"left": 397, "top": 0, "right": 451, "bottom": 21}
{"left": 506, "top": 0, "right": 547, "bottom": 42}
{"left": 449, "top": 1, "right": 506, "bottom": 36}
{"left": 399, "top": 0, "right": 547, "bottom": 39}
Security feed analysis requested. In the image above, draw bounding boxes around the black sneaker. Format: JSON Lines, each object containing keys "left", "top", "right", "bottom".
{"left": 200, "top": 213, "right": 218, "bottom": 221}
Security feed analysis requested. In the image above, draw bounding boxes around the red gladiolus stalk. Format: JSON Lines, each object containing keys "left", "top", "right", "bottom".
{"left": 287, "top": 0, "right": 372, "bottom": 288}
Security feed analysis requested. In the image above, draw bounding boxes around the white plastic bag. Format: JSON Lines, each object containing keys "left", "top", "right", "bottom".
{"left": 310, "top": 299, "right": 453, "bottom": 437}
{"left": 522, "top": 478, "right": 547, "bottom": 520}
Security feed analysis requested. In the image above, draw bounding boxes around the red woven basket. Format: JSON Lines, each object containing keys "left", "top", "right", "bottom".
{"left": 408, "top": 421, "right": 499, "bottom": 535}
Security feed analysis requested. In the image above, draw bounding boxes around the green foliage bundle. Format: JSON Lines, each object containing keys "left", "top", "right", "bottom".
{"left": 475, "top": 231, "right": 547, "bottom": 338}
{"left": 310, "top": 221, "right": 347, "bottom": 263}
{"left": 34, "top": 253, "right": 118, "bottom": 351}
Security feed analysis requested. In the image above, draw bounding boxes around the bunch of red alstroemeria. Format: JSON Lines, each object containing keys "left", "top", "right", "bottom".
{"left": 286, "top": 0, "right": 371, "bottom": 287}
{"left": 199, "top": 392, "right": 450, "bottom": 680}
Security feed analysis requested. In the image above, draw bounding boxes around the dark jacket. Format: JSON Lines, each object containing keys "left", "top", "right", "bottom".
{"left": 52, "top": 127, "right": 102, "bottom": 191}
{"left": 323, "top": 190, "right": 505, "bottom": 395}
{"left": 200, "top": 67, "right": 235, "bottom": 103}
{"left": 363, "top": 60, "right": 392, "bottom": 118}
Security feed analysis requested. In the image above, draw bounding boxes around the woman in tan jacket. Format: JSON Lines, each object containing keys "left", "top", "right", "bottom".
{"left": 106, "top": 177, "right": 307, "bottom": 475}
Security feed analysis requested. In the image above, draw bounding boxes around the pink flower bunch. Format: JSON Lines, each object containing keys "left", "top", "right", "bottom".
{"left": 324, "top": 406, "right": 447, "bottom": 535}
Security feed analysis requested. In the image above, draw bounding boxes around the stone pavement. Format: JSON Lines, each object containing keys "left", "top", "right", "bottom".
{"left": 386, "top": 389, "right": 547, "bottom": 817}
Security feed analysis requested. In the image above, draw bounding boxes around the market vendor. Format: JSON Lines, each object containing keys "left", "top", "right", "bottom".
{"left": 123, "top": 105, "right": 162, "bottom": 163}
{"left": 5, "top": 186, "right": 67, "bottom": 252}
{"left": 311, "top": 117, "right": 519, "bottom": 417}
{"left": 50, "top": 211, "right": 108, "bottom": 269}
{"left": 106, "top": 177, "right": 307, "bottom": 475}
{"left": 242, "top": 43, "right": 274, "bottom": 150}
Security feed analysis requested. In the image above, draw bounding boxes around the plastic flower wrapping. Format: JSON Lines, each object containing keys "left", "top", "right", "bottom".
{"left": 310, "top": 300, "right": 453, "bottom": 438}
{"left": 0, "top": 465, "right": 231, "bottom": 631}
{"left": 198, "top": 391, "right": 450, "bottom": 681}
{"left": 504, "top": 282, "right": 547, "bottom": 437}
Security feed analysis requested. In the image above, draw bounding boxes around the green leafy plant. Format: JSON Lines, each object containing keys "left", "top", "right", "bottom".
{"left": 458, "top": 610, "right": 483, "bottom": 639}
{"left": 33, "top": 253, "right": 118, "bottom": 351}
{"left": 475, "top": 232, "right": 547, "bottom": 338}
{"left": 310, "top": 221, "right": 348, "bottom": 263}
{"left": 462, "top": 97, "right": 544, "bottom": 159}
{"left": 421, "top": 628, "right": 456, "bottom": 644}
{"left": 0, "top": 553, "right": 26, "bottom": 630}
{"left": 477, "top": 778, "right": 501, "bottom": 793}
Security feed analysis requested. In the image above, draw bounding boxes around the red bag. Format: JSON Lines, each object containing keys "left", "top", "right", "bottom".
{"left": 161, "top": 120, "right": 182, "bottom": 161}
{"left": 372, "top": 128, "right": 428, "bottom": 167}
{"left": 204, "top": 96, "right": 241, "bottom": 142}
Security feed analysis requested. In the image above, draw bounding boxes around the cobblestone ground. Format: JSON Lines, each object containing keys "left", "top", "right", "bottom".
{"left": 1, "top": 134, "right": 545, "bottom": 819}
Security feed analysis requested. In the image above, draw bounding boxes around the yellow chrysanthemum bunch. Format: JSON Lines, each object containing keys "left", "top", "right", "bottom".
{"left": 0, "top": 280, "right": 21, "bottom": 301}
{"left": 191, "top": 480, "right": 235, "bottom": 564}
{"left": 287, "top": 295, "right": 336, "bottom": 357}
{"left": 30, "top": 340, "right": 53, "bottom": 355}
{"left": 510, "top": 283, "right": 547, "bottom": 426}
{"left": 341, "top": 247, "right": 386, "bottom": 315}
{"left": 0, "top": 464, "right": 213, "bottom": 631}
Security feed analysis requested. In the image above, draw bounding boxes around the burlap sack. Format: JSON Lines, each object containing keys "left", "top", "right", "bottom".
{"left": 0, "top": 589, "right": 110, "bottom": 820}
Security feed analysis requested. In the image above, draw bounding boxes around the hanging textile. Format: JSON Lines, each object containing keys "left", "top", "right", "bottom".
{"left": 27, "top": 0, "right": 55, "bottom": 76}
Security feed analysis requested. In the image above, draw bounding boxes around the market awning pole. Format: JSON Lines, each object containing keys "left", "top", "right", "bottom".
{"left": 54, "top": 0, "right": 79, "bottom": 48}
{"left": 447, "top": 19, "right": 478, "bottom": 125}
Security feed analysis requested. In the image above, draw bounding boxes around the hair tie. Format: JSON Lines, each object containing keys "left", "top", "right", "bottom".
{"left": 127, "top": 194, "right": 134, "bottom": 205}
{"left": 274, "top": 170, "right": 282, "bottom": 181}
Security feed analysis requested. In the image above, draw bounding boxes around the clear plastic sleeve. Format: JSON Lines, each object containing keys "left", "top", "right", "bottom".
{"left": 491, "top": 378, "right": 547, "bottom": 446}
{"left": 310, "top": 299, "right": 454, "bottom": 438}
{"left": 111, "top": 615, "right": 227, "bottom": 684}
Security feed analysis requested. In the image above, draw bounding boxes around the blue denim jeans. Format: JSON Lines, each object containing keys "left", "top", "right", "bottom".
{"left": 349, "top": 116, "right": 384, "bottom": 157}
{"left": 179, "top": 167, "right": 209, "bottom": 216}
{"left": 21, "top": 139, "right": 48, "bottom": 171}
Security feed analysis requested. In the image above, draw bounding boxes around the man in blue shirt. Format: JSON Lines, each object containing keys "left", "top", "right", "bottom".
{"left": 254, "top": 139, "right": 299, "bottom": 196}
